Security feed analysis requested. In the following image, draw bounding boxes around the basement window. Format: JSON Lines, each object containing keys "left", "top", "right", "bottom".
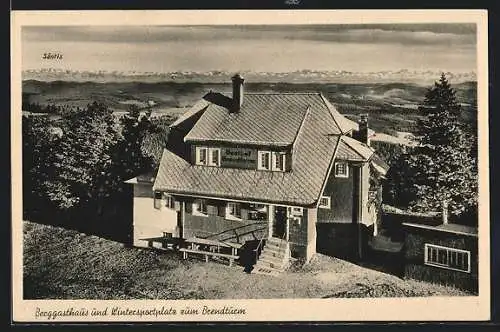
{"left": 424, "top": 244, "right": 471, "bottom": 273}
{"left": 226, "top": 202, "right": 242, "bottom": 220}
{"left": 334, "top": 162, "right": 349, "bottom": 178}
{"left": 319, "top": 196, "right": 331, "bottom": 209}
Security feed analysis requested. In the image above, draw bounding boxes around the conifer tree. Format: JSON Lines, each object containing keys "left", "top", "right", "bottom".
{"left": 408, "top": 73, "right": 477, "bottom": 216}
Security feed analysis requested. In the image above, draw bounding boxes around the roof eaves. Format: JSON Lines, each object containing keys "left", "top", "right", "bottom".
{"left": 315, "top": 136, "right": 342, "bottom": 208}
{"left": 319, "top": 93, "right": 344, "bottom": 134}
{"left": 340, "top": 135, "right": 374, "bottom": 162}
{"left": 184, "top": 136, "right": 292, "bottom": 148}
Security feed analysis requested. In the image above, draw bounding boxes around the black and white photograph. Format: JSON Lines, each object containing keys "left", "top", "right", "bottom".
{"left": 11, "top": 10, "right": 490, "bottom": 322}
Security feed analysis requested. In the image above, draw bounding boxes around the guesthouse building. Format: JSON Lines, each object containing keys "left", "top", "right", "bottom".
{"left": 127, "top": 74, "right": 388, "bottom": 274}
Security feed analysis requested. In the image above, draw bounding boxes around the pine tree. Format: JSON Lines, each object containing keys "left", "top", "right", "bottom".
{"left": 408, "top": 73, "right": 477, "bottom": 216}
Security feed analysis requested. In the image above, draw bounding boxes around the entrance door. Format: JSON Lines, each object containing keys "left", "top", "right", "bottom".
{"left": 272, "top": 206, "right": 287, "bottom": 239}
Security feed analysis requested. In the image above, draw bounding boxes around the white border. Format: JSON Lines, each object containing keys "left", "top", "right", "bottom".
{"left": 11, "top": 9, "right": 490, "bottom": 322}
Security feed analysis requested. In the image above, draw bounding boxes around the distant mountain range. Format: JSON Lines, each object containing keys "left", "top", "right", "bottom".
{"left": 22, "top": 69, "right": 477, "bottom": 85}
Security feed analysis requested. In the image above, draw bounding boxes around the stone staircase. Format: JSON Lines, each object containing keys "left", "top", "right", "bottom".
{"left": 252, "top": 237, "right": 290, "bottom": 276}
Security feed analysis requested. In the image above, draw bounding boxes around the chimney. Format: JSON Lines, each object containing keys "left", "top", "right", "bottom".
{"left": 358, "top": 113, "right": 369, "bottom": 145}
{"left": 231, "top": 73, "right": 244, "bottom": 112}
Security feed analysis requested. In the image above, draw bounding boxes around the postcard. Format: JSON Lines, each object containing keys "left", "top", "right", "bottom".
{"left": 11, "top": 9, "right": 490, "bottom": 322}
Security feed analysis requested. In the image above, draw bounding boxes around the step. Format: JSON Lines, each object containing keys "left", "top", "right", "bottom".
{"left": 259, "top": 252, "right": 286, "bottom": 264}
{"left": 261, "top": 246, "right": 286, "bottom": 258}
{"left": 264, "top": 241, "right": 287, "bottom": 251}
{"left": 252, "top": 266, "right": 282, "bottom": 277}
{"left": 257, "top": 258, "right": 286, "bottom": 270}
{"left": 266, "top": 237, "right": 286, "bottom": 246}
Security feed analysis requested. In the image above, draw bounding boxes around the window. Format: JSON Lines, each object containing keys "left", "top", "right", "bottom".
{"left": 424, "top": 244, "right": 471, "bottom": 273}
{"left": 154, "top": 191, "right": 162, "bottom": 210}
{"left": 195, "top": 147, "right": 208, "bottom": 165}
{"left": 164, "top": 194, "right": 175, "bottom": 209}
{"left": 258, "top": 151, "right": 271, "bottom": 170}
{"left": 196, "top": 147, "right": 221, "bottom": 167}
{"left": 258, "top": 151, "right": 286, "bottom": 172}
{"left": 247, "top": 203, "right": 268, "bottom": 221}
{"left": 335, "top": 162, "right": 349, "bottom": 178}
{"left": 319, "top": 196, "right": 331, "bottom": 209}
{"left": 208, "top": 148, "right": 221, "bottom": 167}
{"left": 272, "top": 152, "right": 286, "bottom": 171}
{"left": 288, "top": 206, "right": 303, "bottom": 216}
{"left": 192, "top": 199, "right": 208, "bottom": 216}
{"left": 226, "top": 202, "right": 242, "bottom": 220}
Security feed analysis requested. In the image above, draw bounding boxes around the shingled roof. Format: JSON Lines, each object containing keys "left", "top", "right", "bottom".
{"left": 154, "top": 92, "right": 375, "bottom": 206}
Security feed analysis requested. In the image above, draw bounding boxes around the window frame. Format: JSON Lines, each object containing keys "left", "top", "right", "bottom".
{"left": 154, "top": 191, "right": 162, "bottom": 210}
{"left": 257, "top": 151, "right": 271, "bottom": 171}
{"left": 195, "top": 146, "right": 208, "bottom": 166}
{"left": 334, "top": 161, "right": 349, "bottom": 178}
{"left": 164, "top": 193, "right": 175, "bottom": 210}
{"left": 226, "top": 202, "right": 242, "bottom": 221}
{"left": 208, "top": 147, "right": 221, "bottom": 167}
{"left": 192, "top": 199, "right": 209, "bottom": 217}
{"left": 272, "top": 152, "right": 286, "bottom": 172}
{"left": 318, "top": 195, "right": 331, "bottom": 209}
{"left": 424, "top": 243, "right": 471, "bottom": 273}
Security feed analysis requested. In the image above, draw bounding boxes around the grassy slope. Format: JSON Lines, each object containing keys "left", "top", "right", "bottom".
{"left": 23, "top": 221, "right": 468, "bottom": 300}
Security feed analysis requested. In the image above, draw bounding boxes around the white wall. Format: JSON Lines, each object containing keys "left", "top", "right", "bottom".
{"left": 306, "top": 208, "right": 317, "bottom": 262}
{"left": 132, "top": 183, "right": 178, "bottom": 248}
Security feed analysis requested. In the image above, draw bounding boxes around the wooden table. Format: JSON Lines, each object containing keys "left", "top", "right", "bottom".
{"left": 181, "top": 237, "right": 243, "bottom": 266}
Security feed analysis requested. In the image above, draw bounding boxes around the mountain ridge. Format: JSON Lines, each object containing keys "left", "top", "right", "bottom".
{"left": 22, "top": 69, "right": 477, "bottom": 85}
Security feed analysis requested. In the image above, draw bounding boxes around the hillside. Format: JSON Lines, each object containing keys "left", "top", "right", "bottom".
{"left": 23, "top": 221, "right": 468, "bottom": 299}
{"left": 22, "top": 80, "right": 477, "bottom": 134}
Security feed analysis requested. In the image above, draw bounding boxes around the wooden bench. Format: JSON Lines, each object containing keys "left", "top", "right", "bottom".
{"left": 185, "top": 237, "right": 243, "bottom": 256}
{"left": 179, "top": 248, "right": 239, "bottom": 266}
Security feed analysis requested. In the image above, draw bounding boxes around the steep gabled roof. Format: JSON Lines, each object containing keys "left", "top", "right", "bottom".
{"left": 169, "top": 98, "right": 211, "bottom": 128}
{"left": 320, "top": 94, "right": 359, "bottom": 134}
{"left": 153, "top": 93, "right": 343, "bottom": 206}
{"left": 184, "top": 93, "right": 326, "bottom": 147}
{"left": 336, "top": 135, "right": 374, "bottom": 162}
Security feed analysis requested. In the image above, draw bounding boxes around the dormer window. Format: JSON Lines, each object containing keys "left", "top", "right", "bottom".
{"left": 208, "top": 148, "right": 221, "bottom": 167}
{"left": 195, "top": 146, "right": 220, "bottom": 167}
{"left": 195, "top": 147, "right": 208, "bottom": 165}
{"left": 258, "top": 151, "right": 271, "bottom": 170}
{"left": 258, "top": 150, "right": 286, "bottom": 172}
{"left": 272, "top": 152, "right": 286, "bottom": 171}
{"left": 335, "top": 162, "right": 349, "bottom": 178}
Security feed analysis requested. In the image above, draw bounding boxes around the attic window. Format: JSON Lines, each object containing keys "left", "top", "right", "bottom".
{"left": 196, "top": 147, "right": 220, "bottom": 167}
{"left": 258, "top": 151, "right": 271, "bottom": 170}
{"left": 272, "top": 152, "right": 286, "bottom": 172}
{"left": 196, "top": 147, "right": 208, "bottom": 165}
{"left": 335, "top": 162, "right": 349, "bottom": 178}
{"left": 258, "top": 151, "right": 286, "bottom": 172}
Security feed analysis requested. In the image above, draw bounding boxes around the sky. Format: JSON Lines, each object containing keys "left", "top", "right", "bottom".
{"left": 21, "top": 24, "right": 477, "bottom": 73}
